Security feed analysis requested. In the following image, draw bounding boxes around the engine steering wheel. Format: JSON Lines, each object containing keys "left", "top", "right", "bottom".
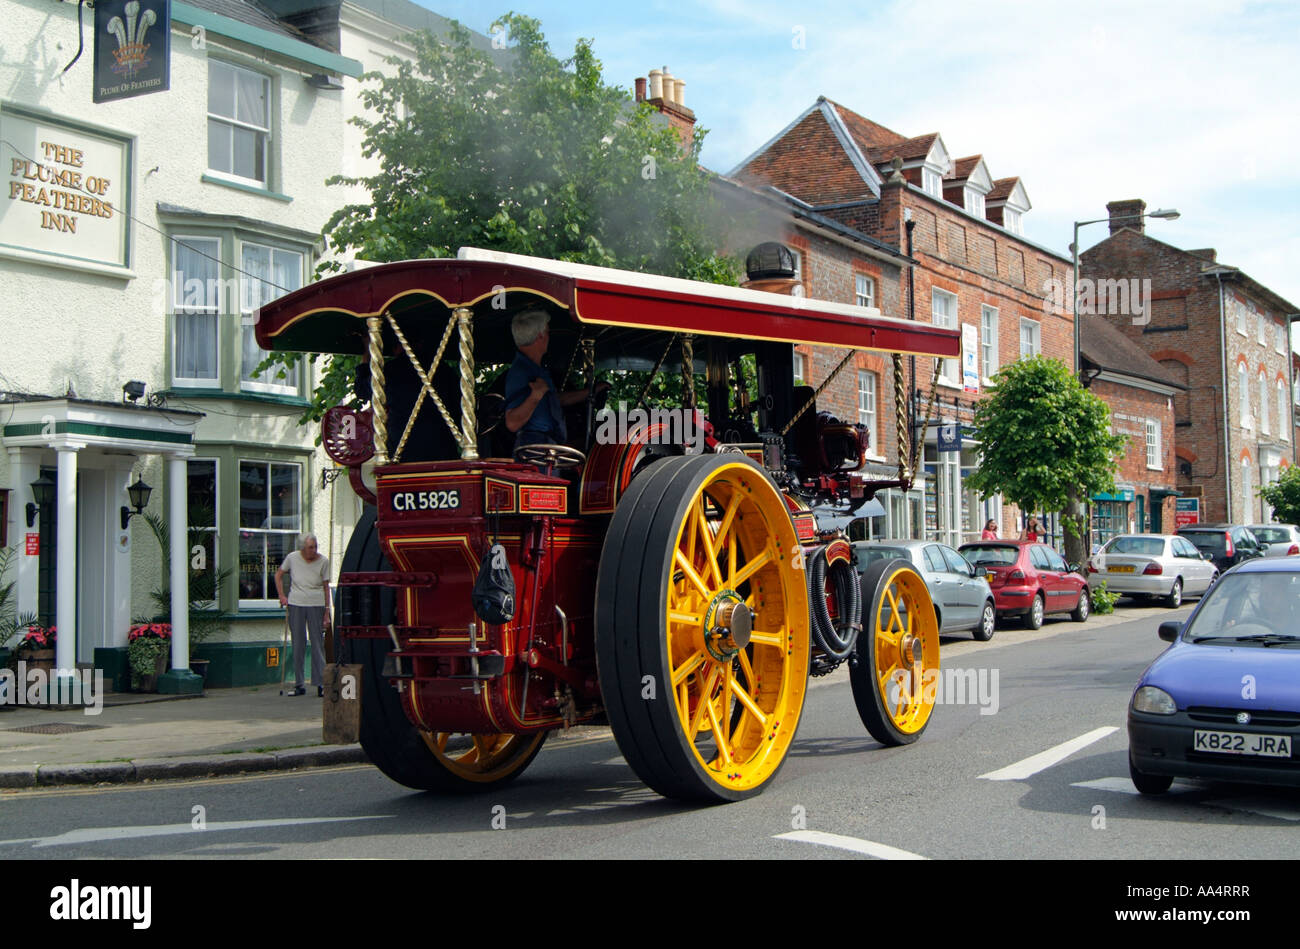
{"left": 515, "top": 443, "right": 587, "bottom": 472}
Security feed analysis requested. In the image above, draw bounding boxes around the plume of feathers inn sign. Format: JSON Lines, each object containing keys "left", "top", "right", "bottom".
{"left": 94, "top": 0, "right": 171, "bottom": 103}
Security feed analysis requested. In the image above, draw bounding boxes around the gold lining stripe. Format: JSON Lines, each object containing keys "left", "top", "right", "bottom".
{"left": 264, "top": 285, "right": 571, "bottom": 342}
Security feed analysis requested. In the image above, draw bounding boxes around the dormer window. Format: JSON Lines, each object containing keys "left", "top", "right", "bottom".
{"left": 965, "top": 189, "right": 985, "bottom": 218}
{"left": 922, "top": 167, "right": 943, "bottom": 198}
{"left": 1003, "top": 208, "right": 1023, "bottom": 235}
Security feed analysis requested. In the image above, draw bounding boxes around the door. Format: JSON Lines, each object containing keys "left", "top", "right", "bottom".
{"left": 1030, "top": 545, "right": 1064, "bottom": 612}
{"left": 941, "top": 544, "right": 983, "bottom": 628}
{"left": 1044, "top": 546, "right": 1080, "bottom": 612}
{"left": 1150, "top": 496, "right": 1163, "bottom": 534}
{"left": 923, "top": 544, "right": 960, "bottom": 631}
{"left": 36, "top": 466, "right": 57, "bottom": 628}
{"left": 1173, "top": 536, "right": 1213, "bottom": 593}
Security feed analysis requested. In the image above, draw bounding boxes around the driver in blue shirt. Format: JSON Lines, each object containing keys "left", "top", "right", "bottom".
{"left": 503, "top": 308, "right": 604, "bottom": 450}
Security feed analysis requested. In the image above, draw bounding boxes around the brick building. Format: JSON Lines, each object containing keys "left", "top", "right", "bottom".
{"left": 727, "top": 97, "right": 1076, "bottom": 545}
{"left": 1081, "top": 200, "right": 1300, "bottom": 524}
{"left": 1078, "top": 316, "right": 1183, "bottom": 545}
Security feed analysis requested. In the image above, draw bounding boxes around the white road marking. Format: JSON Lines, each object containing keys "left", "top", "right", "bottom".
{"left": 1072, "top": 777, "right": 1140, "bottom": 794}
{"left": 0, "top": 815, "right": 392, "bottom": 849}
{"left": 978, "top": 726, "right": 1119, "bottom": 781}
{"left": 1075, "top": 777, "right": 1300, "bottom": 822}
{"left": 598, "top": 756, "right": 627, "bottom": 766}
{"left": 774, "top": 829, "right": 928, "bottom": 860}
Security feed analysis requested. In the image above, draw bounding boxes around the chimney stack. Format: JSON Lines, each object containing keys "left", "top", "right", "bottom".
{"left": 635, "top": 65, "right": 696, "bottom": 146}
{"left": 1107, "top": 198, "right": 1147, "bottom": 235}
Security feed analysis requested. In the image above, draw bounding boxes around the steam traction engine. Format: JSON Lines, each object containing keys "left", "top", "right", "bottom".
{"left": 254, "top": 247, "right": 959, "bottom": 802}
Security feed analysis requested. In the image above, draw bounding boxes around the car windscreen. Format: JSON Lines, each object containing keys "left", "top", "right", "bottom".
{"left": 1184, "top": 571, "right": 1300, "bottom": 643}
{"left": 1109, "top": 536, "right": 1165, "bottom": 556}
{"left": 960, "top": 545, "right": 1017, "bottom": 566}
{"left": 1180, "top": 531, "right": 1225, "bottom": 552}
{"left": 1253, "top": 527, "right": 1292, "bottom": 544}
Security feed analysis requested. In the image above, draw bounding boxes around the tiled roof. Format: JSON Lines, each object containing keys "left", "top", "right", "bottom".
{"left": 822, "top": 99, "right": 906, "bottom": 150}
{"left": 865, "top": 133, "right": 939, "bottom": 166}
{"left": 1080, "top": 316, "right": 1185, "bottom": 389}
{"left": 731, "top": 107, "right": 877, "bottom": 204}
{"left": 951, "top": 155, "right": 983, "bottom": 180}
{"left": 988, "top": 177, "right": 1020, "bottom": 201}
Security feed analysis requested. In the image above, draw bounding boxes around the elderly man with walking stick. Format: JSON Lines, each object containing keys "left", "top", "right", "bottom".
{"left": 274, "top": 533, "right": 332, "bottom": 697}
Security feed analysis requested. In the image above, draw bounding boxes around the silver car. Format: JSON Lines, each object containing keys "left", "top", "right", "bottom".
{"left": 1245, "top": 524, "right": 1300, "bottom": 558}
{"left": 857, "top": 540, "right": 997, "bottom": 641}
{"left": 1087, "top": 534, "right": 1217, "bottom": 607}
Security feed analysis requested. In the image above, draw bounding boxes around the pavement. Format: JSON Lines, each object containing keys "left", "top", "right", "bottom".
{"left": 0, "top": 598, "right": 1182, "bottom": 791}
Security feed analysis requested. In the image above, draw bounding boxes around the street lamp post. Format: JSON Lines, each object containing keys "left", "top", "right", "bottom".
{"left": 1071, "top": 207, "right": 1180, "bottom": 375}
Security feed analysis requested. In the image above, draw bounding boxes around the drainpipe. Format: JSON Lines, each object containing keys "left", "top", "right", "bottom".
{"left": 905, "top": 208, "right": 916, "bottom": 439}
{"left": 1289, "top": 314, "right": 1300, "bottom": 467}
{"left": 1212, "top": 270, "right": 1232, "bottom": 520}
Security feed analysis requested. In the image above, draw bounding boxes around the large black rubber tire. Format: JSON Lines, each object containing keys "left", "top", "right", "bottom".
{"left": 339, "top": 508, "right": 545, "bottom": 792}
{"left": 594, "top": 454, "right": 809, "bottom": 803}
{"left": 1164, "top": 578, "right": 1183, "bottom": 609}
{"left": 849, "top": 558, "right": 939, "bottom": 746}
{"left": 1129, "top": 753, "right": 1173, "bottom": 795}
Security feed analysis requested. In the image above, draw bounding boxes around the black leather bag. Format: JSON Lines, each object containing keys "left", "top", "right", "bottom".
{"left": 471, "top": 543, "right": 515, "bottom": 625}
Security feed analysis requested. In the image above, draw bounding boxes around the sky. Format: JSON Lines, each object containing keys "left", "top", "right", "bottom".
{"left": 416, "top": 0, "right": 1300, "bottom": 312}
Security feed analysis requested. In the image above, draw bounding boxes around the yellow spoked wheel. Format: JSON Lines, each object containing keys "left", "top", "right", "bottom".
{"left": 419, "top": 731, "right": 548, "bottom": 785}
{"left": 849, "top": 558, "right": 941, "bottom": 745}
{"left": 595, "top": 454, "right": 810, "bottom": 803}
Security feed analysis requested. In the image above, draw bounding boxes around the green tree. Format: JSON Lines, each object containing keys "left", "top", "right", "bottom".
{"left": 259, "top": 13, "right": 740, "bottom": 424}
{"left": 965, "top": 355, "right": 1128, "bottom": 564}
{"left": 1257, "top": 465, "right": 1300, "bottom": 524}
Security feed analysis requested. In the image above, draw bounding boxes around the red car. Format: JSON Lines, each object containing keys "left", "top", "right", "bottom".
{"left": 958, "top": 540, "right": 1091, "bottom": 629}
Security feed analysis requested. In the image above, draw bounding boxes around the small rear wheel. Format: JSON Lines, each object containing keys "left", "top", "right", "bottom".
{"left": 1164, "top": 578, "right": 1183, "bottom": 609}
{"left": 1129, "top": 753, "right": 1173, "bottom": 795}
{"left": 1023, "top": 593, "right": 1045, "bottom": 630}
{"left": 849, "top": 559, "right": 940, "bottom": 746}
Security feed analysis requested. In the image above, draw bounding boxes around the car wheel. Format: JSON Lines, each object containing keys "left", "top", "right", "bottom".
{"left": 1163, "top": 578, "right": 1182, "bottom": 609}
{"left": 972, "top": 601, "right": 996, "bottom": 642}
{"left": 1071, "top": 589, "right": 1090, "bottom": 622}
{"left": 1023, "top": 594, "right": 1044, "bottom": 630}
{"left": 1129, "top": 753, "right": 1173, "bottom": 795}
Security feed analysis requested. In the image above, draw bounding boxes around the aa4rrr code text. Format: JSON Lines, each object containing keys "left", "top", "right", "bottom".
{"left": 1128, "top": 885, "right": 1251, "bottom": 899}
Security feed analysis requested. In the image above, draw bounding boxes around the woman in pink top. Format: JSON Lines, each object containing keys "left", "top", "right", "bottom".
{"left": 1021, "top": 516, "right": 1042, "bottom": 542}
{"left": 981, "top": 520, "right": 998, "bottom": 540}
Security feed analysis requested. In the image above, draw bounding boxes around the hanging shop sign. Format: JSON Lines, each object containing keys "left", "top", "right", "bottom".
{"left": 961, "top": 324, "right": 980, "bottom": 393}
{"left": 937, "top": 420, "right": 961, "bottom": 453}
{"left": 94, "top": 0, "right": 171, "bottom": 103}
{"left": 1175, "top": 497, "right": 1200, "bottom": 528}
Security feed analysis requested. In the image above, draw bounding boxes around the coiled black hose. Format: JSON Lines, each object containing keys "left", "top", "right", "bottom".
{"left": 807, "top": 546, "right": 862, "bottom": 660}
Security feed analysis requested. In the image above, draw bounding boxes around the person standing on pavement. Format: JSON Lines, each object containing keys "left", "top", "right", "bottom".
{"left": 981, "top": 519, "right": 998, "bottom": 540}
{"left": 1020, "top": 516, "right": 1042, "bottom": 542}
{"left": 274, "top": 533, "right": 331, "bottom": 697}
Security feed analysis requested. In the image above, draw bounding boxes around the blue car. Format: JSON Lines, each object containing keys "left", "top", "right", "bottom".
{"left": 1128, "top": 558, "right": 1300, "bottom": 794}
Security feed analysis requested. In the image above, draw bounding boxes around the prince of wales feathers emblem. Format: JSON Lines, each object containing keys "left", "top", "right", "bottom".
{"left": 106, "top": 1, "right": 156, "bottom": 79}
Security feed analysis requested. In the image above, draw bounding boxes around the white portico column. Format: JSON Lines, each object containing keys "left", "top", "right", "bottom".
{"left": 168, "top": 453, "right": 189, "bottom": 672}
{"left": 158, "top": 454, "right": 201, "bottom": 694}
{"left": 54, "top": 445, "right": 81, "bottom": 676}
